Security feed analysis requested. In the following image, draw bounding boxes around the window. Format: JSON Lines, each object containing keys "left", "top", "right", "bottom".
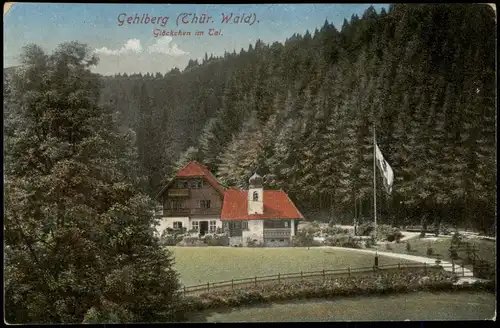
{"left": 279, "top": 239, "right": 284, "bottom": 242}
{"left": 242, "top": 221, "right": 248, "bottom": 230}
{"left": 173, "top": 221, "right": 183, "bottom": 229}
{"left": 197, "top": 180, "right": 203, "bottom": 188}
{"left": 183, "top": 181, "right": 189, "bottom": 188}
{"left": 253, "top": 191, "right": 259, "bottom": 201}
{"left": 209, "top": 220, "right": 217, "bottom": 232}
{"left": 192, "top": 221, "right": 199, "bottom": 231}
{"left": 176, "top": 180, "right": 185, "bottom": 188}
{"left": 168, "top": 200, "right": 184, "bottom": 209}
{"left": 199, "top": 200, "right": 211, "bottom": 209}
{"left": 190, "top": 181, "right": 198, "bottom": 188}
{"left": 264, "top": 220, "right": 288, "bottom": 229}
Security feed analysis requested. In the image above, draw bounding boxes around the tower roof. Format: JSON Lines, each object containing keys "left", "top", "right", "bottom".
{"left": 249, "top": 172, "right": 263, "bottom": 188}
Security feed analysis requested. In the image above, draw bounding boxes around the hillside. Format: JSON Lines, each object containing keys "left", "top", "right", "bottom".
{"left": 31, "top": 4, "right": 499, "bottom": 231}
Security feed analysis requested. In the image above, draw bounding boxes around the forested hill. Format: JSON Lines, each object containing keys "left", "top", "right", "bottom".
{"left": 98, "top": 4, "right": 496, "bottom": 232}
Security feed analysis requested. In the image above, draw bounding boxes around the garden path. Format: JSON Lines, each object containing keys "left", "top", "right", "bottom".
{"left": 317, "top": 246, "right": 481, "bottom": 285}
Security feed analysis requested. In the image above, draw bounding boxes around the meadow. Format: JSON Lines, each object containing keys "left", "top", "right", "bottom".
{"left": 167, "top": 246, "right": 414, "bottom": 286}
{"left": 189, "top": 291, "right": 496, "bottom": 322}
{"left": 375, "top": 236, "right": 496, "bottom": 267}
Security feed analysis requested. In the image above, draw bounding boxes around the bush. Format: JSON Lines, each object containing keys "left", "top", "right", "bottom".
{"left": 419, "top": 231, "right": 426, "bottom": 238}
{"left": 451, "top": 231, "right": 462, "bottom": 247}
{"left": 246, "top": 238, "right": 264, "bottom": 247}
{"left": 448, "top": 246, "right": 459, "bottom": 260}
{"left": 292, "top": 230, "right": 316, "bottom": 247}
{"left": 178, "top": 236, "right": 206, "bottom": 247}
{"left": 376, "top": 224, "right": 394, "bottom": 240}
{"left": 324, "top": 234, "right": 362, "bottom": 248}
{"left": 473, "top": 260, "right": 496, "bottom": 280}
{"left": 203, "top": 233, "right": 229, "bottom": 246}
{"left": 183, "top": 269, "right": 462, "bottom": 313}
{"left": 324, "top": 226, "right": 350, "bottom": 235}
{"left": 358, "top": 223, "right": 375, "bottom": 236}
{"left": 365, "top": 239, "right": 373, "bottom": 248}
{"left": 426, "top": 246, "right": 434, "bottom": 256}
{"left": 385, "top": 243, "right": 393, "bottom": 250}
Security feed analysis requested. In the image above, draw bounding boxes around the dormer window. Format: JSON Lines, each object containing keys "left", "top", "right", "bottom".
{"left": 253, "top": 191, "right": 259, "bottom": 201}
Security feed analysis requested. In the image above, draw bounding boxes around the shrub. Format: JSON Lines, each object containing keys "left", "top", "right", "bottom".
{"left": 451, "top": 231, "right": 462, "bottom": 247}
{"left": 385, "top": 243, "right": 393, "bottom": 250}
{"left": 183, "top": 269, "right": 461, "bottom": 313}
{"left": 324, "top": 226, "right": 350, "bottom": 235}
{"left": 426, "top": 246, "right": 434, "bottom": 256}
{"left": 358, "top": 223, "right": 375, "bottom": 236}
{"left": 394, "top": 230, "right": 403, "bottom": 243}
{"left": 324, "top": 234, "right": 361, "bottom": 248}
{"left": 246, "top": 238, "right": 264, "bottom": 247}
{"left": 203, "top": 233, "right": 229, "bottom": 246}
{"left": 292, "top": 230, "right": 316, "bottom": 247}
{"left": 365, "top": 239, "right": 373, "bottom": 248}
{"left": 178, "top": 236, "right": 206, "bottom": 247}
{"left": 376, "top": 225, "right": 395, "bottom": 240}
{"left": 419, "top": 231, "right": 426, "bottom": 238}
{"left": 448, "top": 246, "right": 459, "bottom": 260}
{"left": 473, "top": 260, "right": 496, "bottom": 280}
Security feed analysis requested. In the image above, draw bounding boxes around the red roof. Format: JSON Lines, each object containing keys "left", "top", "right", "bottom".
{"left": 157, "top": 161, "right": 225, "bottom": 197}
{"left": 221, "top": 188, "right": 304, "bottom": 221}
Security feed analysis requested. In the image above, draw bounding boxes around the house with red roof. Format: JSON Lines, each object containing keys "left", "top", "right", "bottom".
{"left": 156, "top": 161, "right": 304, "bottom": 247}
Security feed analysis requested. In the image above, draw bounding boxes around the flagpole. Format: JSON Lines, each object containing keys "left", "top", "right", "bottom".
{"left": 373, "top": 125, "right": 377, "bottom": 239}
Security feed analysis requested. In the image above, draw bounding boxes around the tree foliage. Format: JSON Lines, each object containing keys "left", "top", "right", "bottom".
{"left": 95, "top": 4, "right": 494, "bottom": 232}
{"left": 4, "top": 42, "right": 181, "bottom": 323}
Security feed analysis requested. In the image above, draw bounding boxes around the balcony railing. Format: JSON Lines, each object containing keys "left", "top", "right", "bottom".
{"left": 263, "top": 228, "right": 291, "bottom": 238}
{"left": 167, "top": 188, "right": 190, "bottom": 197}
{"left": 161, "top": 208, "right": 221, "bottom": 216}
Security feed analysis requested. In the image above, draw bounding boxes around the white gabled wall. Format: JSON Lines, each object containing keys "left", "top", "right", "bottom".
{"left": 242, "top": 220, "right": 264, "bottom": 246}
{"left": 189, "top": 218, "right": 223, "bottom": 231}
{"left": 155, "top": 217, "right": 189, "bottom": 236}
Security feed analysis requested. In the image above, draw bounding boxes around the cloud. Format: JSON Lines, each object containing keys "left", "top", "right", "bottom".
{"left": 95, "top": 39, "right": 143, "bottom": 56}
{"left": 147, "top": 36, "right": 189, "bottom": 56}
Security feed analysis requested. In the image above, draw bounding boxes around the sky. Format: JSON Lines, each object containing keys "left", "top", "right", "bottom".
{"left": 4, "top": 3, "right": 388, "bottom": 75}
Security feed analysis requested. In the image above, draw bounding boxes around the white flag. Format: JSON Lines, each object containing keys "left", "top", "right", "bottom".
{"left": 375, "top": 143, "right": 394, "bottom": 194}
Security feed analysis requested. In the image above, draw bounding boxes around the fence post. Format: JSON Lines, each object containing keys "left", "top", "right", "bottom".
{"left": 278, "top": 273, "right": 280, "bottom": 284}
{"left": 255, "top": 276, "right": 257, "bottom": 287}
{"left": 462, "top": 264, "right": 465, "bottom": 277}
{"left": 323, "top": 269, "right": 325, "bottom": 281}
{"left": 424, "top": 262, "right": 427, "bottom": 274}
{"left": 348, "top": 266, "right": 351, "bottom": 276}
{"left": 452, "top": 259, "right": 455, "bottom": 274}
{"left": 231, "top": 279, "right": 234, "bottom": 290}
{"left": 398, "top": 262, "right": 401, "bottom": 270}
{"left": 183, "top": 286, "right": 186, "bottom": 296}
{"left": 301, "top": 271, "right": 303, "bottom": 281}
{"left": 207, "top": 282, "right": 210, "bottom": 292}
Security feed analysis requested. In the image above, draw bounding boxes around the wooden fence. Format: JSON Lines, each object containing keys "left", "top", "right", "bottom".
{"left": 180, "top": 262, "right": 464, "bottom": 295}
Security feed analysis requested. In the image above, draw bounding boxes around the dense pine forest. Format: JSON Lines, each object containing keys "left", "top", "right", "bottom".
{"left": 29, "top": 4, "right": 500, "bottom": 232}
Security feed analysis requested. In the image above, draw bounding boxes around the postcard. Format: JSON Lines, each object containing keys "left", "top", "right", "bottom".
{"left": 3, "top": 3, "right": 496, "bottom": 324}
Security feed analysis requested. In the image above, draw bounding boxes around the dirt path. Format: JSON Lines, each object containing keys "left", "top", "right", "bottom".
{"left": 318, "top": 246, "right": 477, "bottom": 283}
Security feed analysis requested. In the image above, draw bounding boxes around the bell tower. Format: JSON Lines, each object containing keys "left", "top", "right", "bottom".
{"left": 248, "top": 172, "right": 264, "bottom": 215}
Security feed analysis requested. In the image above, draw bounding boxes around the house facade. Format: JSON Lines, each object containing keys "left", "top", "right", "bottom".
{"left": 221, "top": 173, "right": 303, "bottom": 247}
{"left": 155, "top": 161, "right": 225, "bottom": 236}
{"left": 155, "top": 161, "right": 304, "bottom": 247}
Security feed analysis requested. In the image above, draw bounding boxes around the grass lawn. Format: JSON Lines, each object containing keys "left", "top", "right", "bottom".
{"left": 167, "top": 246, "right": 415, "bottom": 286}
{"left": 374, "top": 236, "right": 496, "bottom": 267}
{"left": 189, "top": 291, "right": 495, "bottom": 322}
